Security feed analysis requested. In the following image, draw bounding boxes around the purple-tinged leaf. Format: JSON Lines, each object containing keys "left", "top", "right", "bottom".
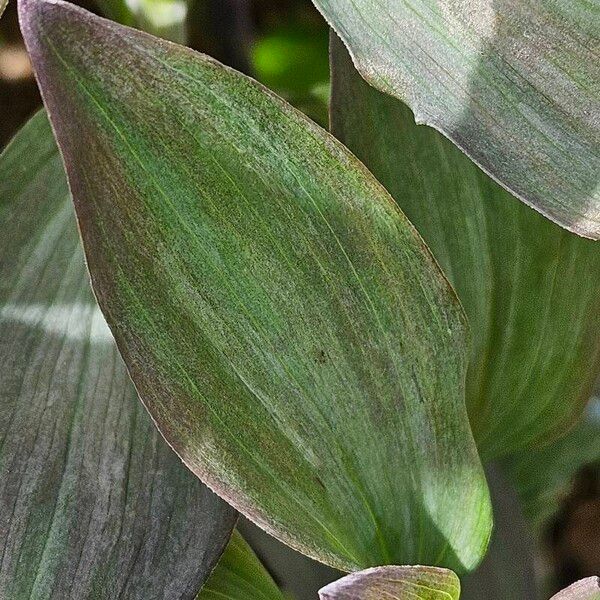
{"left": 551, "top": 578, "right": 600, "bottom": 600}
{"left": 330, "top": 33, "right": 600, "bottom": 459}
{"left": 19, "top": 0, "right": 491, "bottom": 573}
{"left": 0, "top": 110, "right": 237, "bottom": 599}
{"left": 313, "top": 0, "right": 600, "bottom": 239}
{"left": 319, "top": 566, "right": 460, "bottom": 600}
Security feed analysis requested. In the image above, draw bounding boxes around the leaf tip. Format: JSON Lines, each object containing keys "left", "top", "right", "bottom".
{"left": 18, "top": 0, "right": 84, "bottom": 65}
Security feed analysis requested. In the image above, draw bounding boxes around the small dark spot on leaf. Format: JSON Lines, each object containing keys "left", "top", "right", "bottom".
{"left": 315, "top": 349, "right": 328, "bottom": 364}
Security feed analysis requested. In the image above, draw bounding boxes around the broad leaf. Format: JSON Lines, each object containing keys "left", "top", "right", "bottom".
{"left": 0, "top": 110, "right": 237, "bottom": 599}
{"left": 20, "top": 0, "right": 492, "bottom": 572}
{"left": 314, "top": 0, "right": 600, "bottom": 239}
{"left": 319, "top": 566, "right": 460, "bottom": 600}
{"left": 0, "top": 0, "right": 7, "bottom": 19}
{"left": 197, "top": 530, "right": 285, "bottom": 600}
{"left": 551, "top": 578, "right": 600, "bottom": 600}
{"left": 330, "top": 34, "right": 600, "bottom": 459}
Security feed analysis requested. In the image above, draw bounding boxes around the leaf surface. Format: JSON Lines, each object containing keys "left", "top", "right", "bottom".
{"left": 0, "top": 111, "right": 237, "bottom": 599}
{"left": 19, "top": 0, "right": 492, "bottom": 572}
{"left": 314, "top": 0, "right": 600, "bottom": 238}
{"left": 319, "top": 566, "right": 460, "bottom": 600}
{"left": 551, "top": 578, "right": 600, "bottom": 600}
{"left": 197, "top": 531, "right": 285, "bottom": 600}
{"left": 330, "top": 34, "right": 600, "bottom": 459}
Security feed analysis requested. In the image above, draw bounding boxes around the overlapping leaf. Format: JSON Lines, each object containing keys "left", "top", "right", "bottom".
{"left": 197, "top": 531, "right": 285, "bottom": 600}
{"left": 319, "top": 566, "right": 460, "bottom": 600}
{"left": 314, "top": 0, "right": 600, "bottom": 238}
{"left": 551, "top": 578, "right": 600, "bottom": 600}
{"left": 19, "top": 0, "right": 492, "bottom": 572}
{"left": 330, "top": 35, "right": 600, "bottom": 459}
{"left": 0, "top": 111, "right": 237, "bottom": 599}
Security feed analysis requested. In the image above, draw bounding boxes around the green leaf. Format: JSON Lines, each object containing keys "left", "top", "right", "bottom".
{"left": 319, "top": 566, "right": 460, "bottom": 600}
{"left": 93, "top": 0, "right": 136, "bottom": 28}
{"left": 503, "top": 398, "right": 600, "bottom": 528}
{"left": 0, "top": 0, "right": 7, "bottom": 19}
{"left": 20, "top": 0, "right": 492, "bottom": 573}
{"left": 197, "top": 531, "right": 285, "bottom": 600}
{"left": 551, "top": 578, "right": 600, "bottom": 600}
{"left": 314, "top": 0, "right": 600, "bottom": 239}
{"left": 0, "top": 110, "right": 237, "bottom": 599}
{"left": 94, "top": 0, "right": 189, "bottom": 43}
{"left": 330, "top": 34, "right": 600, "bottom": 459}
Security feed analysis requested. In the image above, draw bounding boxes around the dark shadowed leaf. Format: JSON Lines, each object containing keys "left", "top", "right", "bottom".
{"left": 197, "top": 530, "right": 285, "bottom": 600}
{"left": 503, "top": 397, "right": 600, "bottom": 528}
{"left": 0, "top": 110, "right": 237, "bottom": 599}
{"left": 330, "top": 34, "right": 600, "bottom": 459}
{"left": 19, "top": 0, "right": 492, "bottom": 573}
{"left": 319, "top": 566, "right": 460, "bottom": 600}
{"left": 238, "top": 518, "right": 341, "bottom": 600}
{"left": 314, "top": 0, "right": 600, "bottom": 239}
{"left": 551, "top": 578, "right": 600, "bottom": 600}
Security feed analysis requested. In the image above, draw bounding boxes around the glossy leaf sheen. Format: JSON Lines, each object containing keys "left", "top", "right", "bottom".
{"left": 330, "top": 35, "right": 600, "bottom": 459}
{"left": 314, "top": 0, "right": 600, "bottom": 238}
{"left": 319, "top": 566, "right": 460, "bottom": 600}
{"left": 551, "top": 578, "right": 600, "bottom": 600}
{"left": 197, "top": 531, "right": 285, "bottom": 600}
{"left": 20, "top": 0, "right": 492, "bottom": 572}
{"left": 0, "top": 111, "right": 237, "bottom": 599}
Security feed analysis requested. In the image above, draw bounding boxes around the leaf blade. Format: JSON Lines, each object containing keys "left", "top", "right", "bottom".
{"left": 330, "top": 34, "right": 600, "bottom": 459}
{"left": 551, "top": 578, "right": 600, "bottom": 600}
{"left": 197, "top": 531, "right": 285, "bottom": 600}
{"left": 0, "top": 111, "right": 237, "bottom": 599}
{"left": 19, "top": 0, "right": 492, "bottom": 572}
{"left": 318, "top": 566, "right": 461, "bottom": 600}
{"left": 313, "top": 0, "right": 600, "bottom": 238}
